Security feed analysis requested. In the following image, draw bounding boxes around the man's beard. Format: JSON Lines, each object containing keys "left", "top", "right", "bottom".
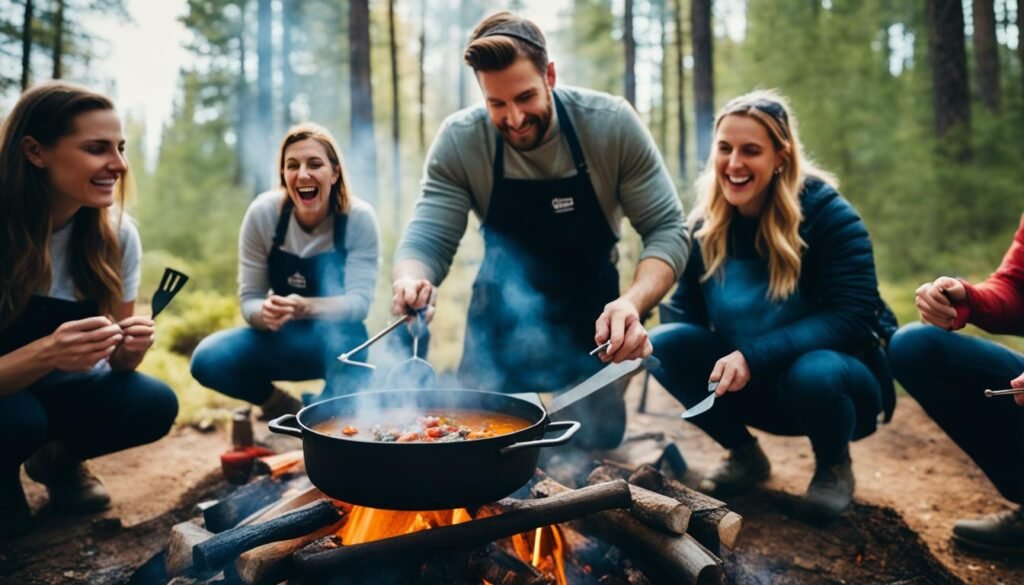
{"left": 500, "top": 94, "right": 554, "bottom": 151}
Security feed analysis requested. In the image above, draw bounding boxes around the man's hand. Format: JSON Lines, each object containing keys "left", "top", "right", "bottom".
{"left": 915, "top": 276, "right": 966, "bottom": 330}
{"left": 44, "top": 316, "right": 123, "bottom": 372}
{"left": 260, "top": 295, "right": 298, "bottom": 331}
{"left": 1010, "top": 371, "right": 1024, "bottom": 407}
{"left": 594, "top": 298, "right": 652, "bottom": 363}
{"left": 391, "top": 276, "right": 436, "bottom": 322}
{"left": 709, "top": 351, "right": 751, "bottom": 396}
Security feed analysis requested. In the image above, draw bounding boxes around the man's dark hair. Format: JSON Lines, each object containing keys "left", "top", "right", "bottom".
{"left": 464, "top": 12, "right": 548, "bottom": 74}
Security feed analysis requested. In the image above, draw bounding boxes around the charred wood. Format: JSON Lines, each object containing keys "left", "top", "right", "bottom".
{"left": 294, "top": 480, "right": 632, "bottom": 576}
{"left": 203, "top": 476, "right": 292, "bottom": 533}
{"left": 467, "top": 546, "right": 552, "bottom": 585}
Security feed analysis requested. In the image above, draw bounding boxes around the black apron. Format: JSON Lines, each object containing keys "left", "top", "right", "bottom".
{"left": 459, "top": 91, "right": 619, "bottom": 394}
{"left": 0, "top": 296, "right": 99, "bottom": 358}
{"left": 268, "top": 199, "right": 350, "bottom": 298}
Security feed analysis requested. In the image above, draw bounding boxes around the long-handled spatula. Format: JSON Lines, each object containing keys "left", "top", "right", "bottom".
{"left": 151, "top": 268, "right": 189, "bottom": 318}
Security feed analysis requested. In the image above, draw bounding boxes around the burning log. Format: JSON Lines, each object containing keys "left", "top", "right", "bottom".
{"left": 194, "top": 499, "right": 342, "bottom": 572}
{"left": 293, "top": 480, "right": 633, "bottom": 577}
{"left": 587, "top": 467, "right": 691, "bottom": 535}
{"left": 467, "top": 546, "right": 552, "bottom": 585}
{"left": 626, "top": 464, "right": 742, "bottom": 551}
{"left": 532, "top": 479, "right": 723, "bottom": 585}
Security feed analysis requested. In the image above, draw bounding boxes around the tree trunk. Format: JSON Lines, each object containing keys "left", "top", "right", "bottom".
{"left": 21, "top": 0, "right": 33, "bottom": 90}
{"left": 1019, "top": 0, "right": 1024, "bottom": 99}
{"left": 389, "top": 0, "right": 401, "bottom": 231}
{"left": 350, "top": 0, "right": 378, "bottom": 203}
{"left": 623, "top": 0, "right": 636, "bottom": 106}
{"left": 926, "top": 0, "right": 970, "bottom": 160}
{"left": 51, "top": 0, "right": 64, "bottom": 79}
{"left": 971, "top": 0, "right": 1000, "bottom": 113}
{"left": 418, "top": 0, "right": 427, "bottom": 154}
{"left": 691, "top": 0, "right": 714, "bottom": 165}
{"left": 674, "top": 0, "right": 687, "bottom": 183}
{"left": 235, "top": 0, "right": 250, "bottom": 188}
{"left": 256, "top": 0, "right": 274, "bottom": 191}
{"left": 658, "top": 0, "right": 668, "bottom": 152}
{"left": 281, "top": 0, "right": 295, "bottom": 132}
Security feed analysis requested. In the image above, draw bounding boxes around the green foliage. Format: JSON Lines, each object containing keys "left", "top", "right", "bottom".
{"left": 154, "top": 290, "right": 243, "bottom": 356}
{"left": 138, "top": 346, "right": 246, "bottom": 425}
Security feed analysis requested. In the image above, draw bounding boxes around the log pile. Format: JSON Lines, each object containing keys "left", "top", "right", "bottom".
{"left": 159, "top": 461, "right": 742, "bottom": 585}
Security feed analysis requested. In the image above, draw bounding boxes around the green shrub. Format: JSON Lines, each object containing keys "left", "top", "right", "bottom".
{"left": 138, "top": 346, "right": 246, "bottom": 425}
{"left": 156, "top": 290, "right": 243, "bottom": 356}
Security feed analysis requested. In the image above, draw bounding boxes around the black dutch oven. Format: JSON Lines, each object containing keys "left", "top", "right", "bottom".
{"left": 268, "top": 358, "right": 652, "bottom": 510}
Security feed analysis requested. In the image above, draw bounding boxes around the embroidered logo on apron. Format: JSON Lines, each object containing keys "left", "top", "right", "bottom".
{"left": 551, "top": 196, "right": 575, "bottom": 214}
{"left": 287, "top": 271, "right": 307, "bottom": 289}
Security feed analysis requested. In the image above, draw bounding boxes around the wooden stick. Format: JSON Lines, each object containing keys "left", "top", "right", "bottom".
{"left": 194, "top": 499, "right": 342, "bottom": 572}
{"left": 236, "top": 519, "right": 345, "bottom": 585}
{"left": 588, "top": 466, "right": 691, "bottom": 535}
{"left": 294, "top": 480, "right": 633, "bottom": 576}
{"left": 254, "top": 450, "right": 305, "bottom": 477}
{"left": 203, "top": 476, "right": 292, "bottom": 533}
{"left": 532, "top": 479, "right": 722, "bottom": 585}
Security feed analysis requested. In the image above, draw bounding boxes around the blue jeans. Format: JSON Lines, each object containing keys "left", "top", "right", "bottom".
{"left": 650, "top": 323, "right": 884, "bottom": 465}
{"left": 0, "top": 370, "right": 178, "bottom": 474}
{"left": 190, "top": 320, "right": 371, "bottom": 404}
{"left": 889, "top": 322, "right": 1024, "bottom": 504}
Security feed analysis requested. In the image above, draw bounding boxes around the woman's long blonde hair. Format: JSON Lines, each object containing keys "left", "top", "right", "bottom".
{"left": 277, "top": 123, "right": 352, "bottom": 214}
{"left": 692, "top": 89, "right": 836, "bottom": 301}
{"left": 0, "top": 81, "right": 127, "bottom": 330}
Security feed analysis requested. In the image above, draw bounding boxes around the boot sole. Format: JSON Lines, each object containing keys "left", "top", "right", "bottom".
{"left": 951, "top": 533, "right": 1024, "bottom": 558}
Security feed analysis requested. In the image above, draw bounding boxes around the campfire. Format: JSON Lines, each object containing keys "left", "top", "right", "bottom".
{"left": 159, "top": 453, "right": 741, "bottom": 585}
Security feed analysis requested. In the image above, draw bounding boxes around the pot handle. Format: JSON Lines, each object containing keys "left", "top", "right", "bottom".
{"left": 500, "top": 420, "right": 580, "bottom": 456}
{"left": 268, "top": 414, "right": 303, "bottom": 438}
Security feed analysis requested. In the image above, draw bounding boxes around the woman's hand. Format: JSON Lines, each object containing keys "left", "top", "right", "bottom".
{"left": 914, "top": 276, "right": 966, "bottom": 330}
{"left": 260, "top": 295, "right": 298, "bottom": 331}
{"left": 44, "top": 316, "right": 123, "bottom": 372}
{"left": 284, "top": 294, "right": 313, "bottom": 319}
{"left": 110, "top": 316, "right": 155, "bottom": 370}
{"left": 709, "top": 351, "right": 751, "bottom": 396}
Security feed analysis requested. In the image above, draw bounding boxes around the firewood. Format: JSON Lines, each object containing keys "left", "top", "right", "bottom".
{"left": 293, "top": 480, "right": 633, "bottom": 577}
{"left": 241, "top": 484, "right": 337, "bottom": 526}
{"left": 467, "top": 547, "right": 552, "bottom": 585}
{"left": 236, "top": 519, "right": 345, "bottom": 585}
{"left": 253, "top": 449, "right": 305, "bottom": 477}
{"left": 194, "top": 499, "right": 342, "bottom": 572}
{"left": 587, "top": 467, "right": 691, "bottom": 535}
{"left": 166, "top": 520, "right": 213, "bottom": 577}
{"left": 628, "top": 465, "right": 742, "bottom": 551}
{"left": 532, "top": 479, "right": 723, "bottom": 585}
{"left": 203, "top": 476, "right": 292, "bottom": 533}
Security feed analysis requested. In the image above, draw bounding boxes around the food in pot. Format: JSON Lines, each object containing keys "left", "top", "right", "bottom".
{"left": 314, "top": 410, "right": 532, "bottom": 443}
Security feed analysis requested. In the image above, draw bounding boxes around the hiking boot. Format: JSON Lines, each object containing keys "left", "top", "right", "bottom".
{"left": 0, "top": 469, "right": 33, "bottom": 540}
{"left": 699, "top": 438, "right": 771, "bottom": 495}
{"left": 24, "top": 442, "right": 111, "bottom": 514}
{"left": 257, "top": 386, "right": 304, "bottom": 422}
{"left": 802, "top": 452, "right": 855, "bottom": 520}
{"left": 952, "top": 506, "right": 1024, "bottom": 556}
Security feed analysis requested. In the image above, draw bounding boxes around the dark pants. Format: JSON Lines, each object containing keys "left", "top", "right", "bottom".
{"left": 190, "top": 320, "right": 371, "bottom": 404}
{"left": 0, "top": 370, "right": 178, "bottom": 474}
{"left": 889, "top": 322, "right": 1024, "bottom": 504}
{"left": 650, "top": 323, "right": 883, "bottom": 465}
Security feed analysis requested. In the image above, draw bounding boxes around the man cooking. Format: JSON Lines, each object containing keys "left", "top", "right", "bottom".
{"left": 391, "top": 12, "right": 687, "bottom": 448}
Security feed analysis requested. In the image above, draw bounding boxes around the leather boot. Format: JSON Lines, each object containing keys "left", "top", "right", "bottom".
{"left": 699, "top": 438, "right": 771, "bottom": 495}
{"left": 0, "top": 468, "right": 33, "bottom": 539}
{"left": 952, "top": 506, "right": 1024, "bottom": 556}
{"left": 24, "top": 442, "right": 111, "bottom": 514}
{"left": 802, "top": 450, "right": 855, "bottom": 520}
{"left": 257, "top": 385, "right": 304, "bottom": 421}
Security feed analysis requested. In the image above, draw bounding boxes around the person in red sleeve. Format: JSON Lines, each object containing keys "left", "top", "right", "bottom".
{"left": 889, "top": 215, "right": 1024, "bottom": 555}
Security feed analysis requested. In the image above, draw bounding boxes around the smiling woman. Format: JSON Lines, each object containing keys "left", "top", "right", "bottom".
{"left": 0, "top": 81, "right": 179, "bottom": 539}
{"left": 189, "top": 123, "right": 381, "bottom": 419}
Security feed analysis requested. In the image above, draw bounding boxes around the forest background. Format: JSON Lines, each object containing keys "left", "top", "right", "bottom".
{"left": 2, "top": 0, "right": 1022, "bottom": 422}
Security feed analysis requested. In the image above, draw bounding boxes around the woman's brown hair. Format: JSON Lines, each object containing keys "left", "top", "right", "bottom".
{"left": 0, "top": 81, "right": 127, "bottom": 330}
{"left": 277, "top": 123, "right": 351, "bottom": 214}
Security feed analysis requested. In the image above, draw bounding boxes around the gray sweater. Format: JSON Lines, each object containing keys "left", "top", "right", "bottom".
{"left": 238, "top": 191, "right": 380, "bottom": 324}
{"left": 395, "top": 85, "right": 688, "bottom": 283}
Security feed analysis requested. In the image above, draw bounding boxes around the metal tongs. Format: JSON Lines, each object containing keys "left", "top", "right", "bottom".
{"left": 337, "top": 314, "right": 413, "bottom": 369}
{"left": 984, "top": 388, "right": 1024, "bottom": 398}
{"left": 337, "top": 309, "right": 437, "bottom": 388}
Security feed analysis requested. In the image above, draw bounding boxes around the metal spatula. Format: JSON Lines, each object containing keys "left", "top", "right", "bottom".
{"left": 151, "top": 268, "right": 189, "bottom": 318}
{"left": 681, "top": 381, "right": 719, "bottom": 419}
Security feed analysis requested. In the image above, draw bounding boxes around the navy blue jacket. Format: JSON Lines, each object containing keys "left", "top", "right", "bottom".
{"left": 664, "top": 177, "right": 897, "bottom": 416}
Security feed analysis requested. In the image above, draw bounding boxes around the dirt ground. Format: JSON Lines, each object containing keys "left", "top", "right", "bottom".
{"left": 1, "top": 376, "right": 1022, "bottom": 584}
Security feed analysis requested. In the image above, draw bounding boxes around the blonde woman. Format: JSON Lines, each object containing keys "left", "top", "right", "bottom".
{"left": 649, "top": 90, "right": 895, "bottom": 518}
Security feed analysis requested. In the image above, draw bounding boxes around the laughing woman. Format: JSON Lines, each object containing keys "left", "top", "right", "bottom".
{"left": 190, "top": 124, "right": 379, "bottom": 418}
{"left": 649, "top": 90, "right": 896, "bottom": 518}
{"left": 0, "top": 82, "right": 178, "bottom": 537}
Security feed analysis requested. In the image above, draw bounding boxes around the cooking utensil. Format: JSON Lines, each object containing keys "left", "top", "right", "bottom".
{"left": 681, "top": 381, "right": 719, "bottom": 419}
{"left": 549, "top": 356, "right": 658, "bottom": 414}
{"left": 984, "top": 387, "right": 1024, "bottom": 397}
{"left": 589, "top": 341, "right": 611, "bottom": 356}
{"left": 337, "top": 314, "right": 412, "bottom": 369}
{"left": 385, "top": 309, "right": 436, "bottom": 388}
{"left": 268, "top": 356, "right": 653, "bottom": 510}
{"left": 150, "top": 268, "right": 189, "bottom": 318}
